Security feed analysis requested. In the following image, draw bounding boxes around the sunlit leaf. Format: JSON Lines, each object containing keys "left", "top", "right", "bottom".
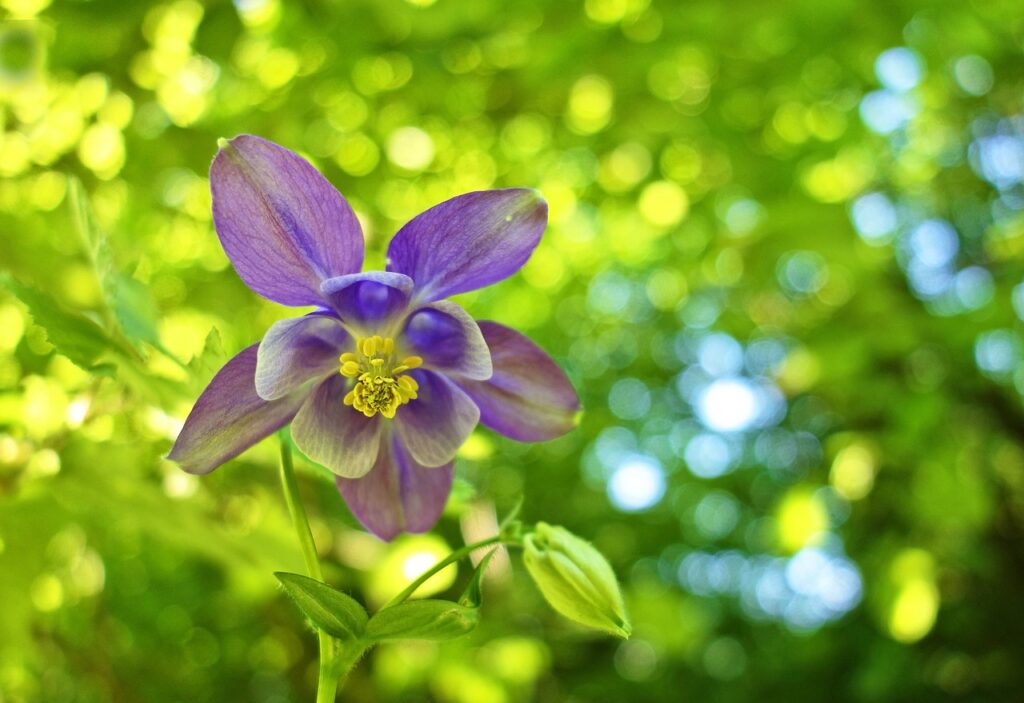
{"left": 1, "top": 274, "right": 116, "bottom": 368}
{"left": 274, "top": 572, "right": 368, "bottom": 640}
{"left": 365, "top": 599, "right": 479, "bottom": 642}
{"left": 113, "top": 274, "right": 161, "bottom": 346}
{"left": 459, "top": 548, "right": 497, "bottom": 609}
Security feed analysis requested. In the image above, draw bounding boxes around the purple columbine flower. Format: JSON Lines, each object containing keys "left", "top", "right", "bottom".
{"left": 169, "top": 135, "right": 580, "bottom": 541}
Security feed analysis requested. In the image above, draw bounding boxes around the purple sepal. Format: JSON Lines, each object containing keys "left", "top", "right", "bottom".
{"left": 386, "top": 189, "right": 547, "bottom": 303}
{"left": 211, "top": 135, "right": 364, "bottom": 307}
{"left": 457, "top": 321, "right": 580, "bottom": 441}
{"left": 168, "top": 345, "right": 305, "bottom": 474}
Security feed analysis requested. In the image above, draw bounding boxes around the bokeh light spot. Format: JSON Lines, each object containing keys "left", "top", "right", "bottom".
{"left": 607, "top": 456, "right": 665, "bottom": 511}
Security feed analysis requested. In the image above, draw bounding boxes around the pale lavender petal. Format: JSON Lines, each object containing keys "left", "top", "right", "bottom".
{"left": 291, "top": 375, "right": 382, "bottom": 478}
{"left": 386, "top": 189, "right": 547, "bottom": 303}
{"left": 168, "top": 345, "right": 305, "bottom": 475}
{"left": 336, "top": 436, "right": 454, "bottom": 541}
{"left": 456, "top": 322, "right": 580, "bottom": 441}
{"left": 394, "top": 370, "right": 480, "bottom": 467}
{"left": 211, "top": 135, "right": 364, "bottom": 306}
{"left": 320, "top": 271, "right": 413, "bottom": 335}
{"left": 400, "top": 301, "right": 492, "bottom": 381}
{"left": 255, "top": 314, "right": 350, "bottom": 400}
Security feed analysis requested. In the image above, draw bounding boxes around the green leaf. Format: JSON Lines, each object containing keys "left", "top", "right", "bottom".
{"left": 365, "top": 599, "right": 479, "bottom": 642}
{"left": 274, "top": 572, "right": 368, "bottom": 641}
{"left": 69, "top": 177, "right": 111, "bottom": 277}
{"left": 1, "top": 273, "right": 115, "bottom": 368}
{"left": 459, "top": 548, "right": 497, "bottom": 609}
{"left": 68, "top": 177, "right": 117, "bottom": 312}
{"left": 188, "top": 327, "right": 225, "bottom": 378}
{"left": 183, "top": 327, "right": 228, "bottom": 394}
{"left": 112, "top": 274, "right": 161, "bottom": 346}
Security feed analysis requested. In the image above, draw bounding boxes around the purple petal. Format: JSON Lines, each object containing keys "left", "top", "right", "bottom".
{"left": 321, "top": 271, "right": 413, "bottom": 335}
{"left": 336, "top": 436, "right": 454, "bottom": 541}
{"left": 456, "top": 322, "right": 580, "bottom": 441}
{"left": 255, "top": 314, "right": 350, "bottom": 400}
{"left": 400, "top": 301, "right": 492, "bottom": 381}
{"left": 211, "top": 135, "right": 364, "bottom": 306}
{"left": 168, "top": 345, "right": 305, "bottom": 474}
{"left": 386, "top": 189, "right": 547, "bottom": 303}
{"left": 291, "top": 375, "right": 382, "bottom": 478}
{"left": 394, "top": 369, "right": 480, "bottom": 467}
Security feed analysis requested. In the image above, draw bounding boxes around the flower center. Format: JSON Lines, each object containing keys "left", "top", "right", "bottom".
{"left": 339, "top": 335, "right": 422, "bottom": 419}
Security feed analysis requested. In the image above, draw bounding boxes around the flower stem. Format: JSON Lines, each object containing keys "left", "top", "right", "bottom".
{"left": 278, "top": 435, "right": 340, "bottom": 703}
{"left": 278, "top": 437, "right": 323, "bottom": 581}
{"left": 382, "top": 535, "right": 507, "bottom": 609}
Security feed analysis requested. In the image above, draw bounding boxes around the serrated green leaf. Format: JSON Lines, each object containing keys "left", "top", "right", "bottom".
{"left": 274, "top": 572, "right": 368, "bottom": 641}
{"left": 1, "top": 273, "right": 115, "bottom": 368}
{"left": 365, "top": 599, "right": 479, "bottom": 642}
{"left": 459, "top": 548, "right": 497, "bottom": 609}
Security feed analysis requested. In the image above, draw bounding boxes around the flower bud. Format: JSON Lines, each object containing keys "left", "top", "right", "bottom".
{"left": 523, "top": 522, "right": 631, "bottom": 638}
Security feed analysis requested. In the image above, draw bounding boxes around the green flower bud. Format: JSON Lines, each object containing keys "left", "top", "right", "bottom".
{"left": 523, "top": 522, "right": 631, "bottom": 638}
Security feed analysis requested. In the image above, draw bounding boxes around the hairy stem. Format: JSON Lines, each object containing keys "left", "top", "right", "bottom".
{"left": 278, "top": 435, "right": 340, "bottom": 703}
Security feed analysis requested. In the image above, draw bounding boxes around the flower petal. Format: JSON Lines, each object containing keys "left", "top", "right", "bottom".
{"left": 456, "top": 322, "right": 580, "bottom": 441}
{"left": 255, "top": 314, "right": 350, "bottom": 400}
{"left": 320, "top": 271, "right": 413, "bottom": 335}
{"left": 386, "top": 189, "right": 547, "bottom": 303}
{"left": 168, "top": 345, "right": 305, "bottom": 475}
{"left": 291, "top": 375, "right": 382, "bottom": 478}
{"left": 211, "top": 135, "right": 364, "bottom": 306}
{"left": 400, "top": 301, "right": 492, "bottom": 381}
{"left": 336, "top": 436, "right": 454, "bottom": 541}
{"left": 394, "top": 369, "right": 480, "bottom": 467}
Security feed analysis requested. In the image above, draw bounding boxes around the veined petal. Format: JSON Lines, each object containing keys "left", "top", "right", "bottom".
{"left": 292, "top": 375, "right": 382, "bottom": 478}
{"left": 456, "top": 322, "right": 580, "bottom": 441}
{"left": 386, "top": 189, "right": 547, "bottom": 303}
{"left": 321, "top": 271, "right": 413, "bottom": 335}
{"left": 211, "top": 135, "right": 364, "bottom": 306}
{"left": 394, "top": 370, "right": 480, "bottom": 467}
{"left": 168, "top": 345, "right": 305, "bottom": 475}
{"left": 255, "top": 314, "right": 350, "bottom": 400}
{"left": 336, "top": 436, "right": 454, "bottom": 542}
{"left": 400, "top": 301, "right": 492, "bottom": 381}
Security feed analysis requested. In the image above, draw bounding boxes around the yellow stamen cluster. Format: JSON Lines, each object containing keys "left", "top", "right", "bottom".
{"left": 339, "top": 336, "right": 422, "bottom": 418}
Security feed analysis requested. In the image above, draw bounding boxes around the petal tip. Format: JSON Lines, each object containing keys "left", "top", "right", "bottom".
{"left": 165, "top": 445, "right": 214, "bottom": 476}
{"left": 510, "top": 187, "right": 547, "bottom": 217}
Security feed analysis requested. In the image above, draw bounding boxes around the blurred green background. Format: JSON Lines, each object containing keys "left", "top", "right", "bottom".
{"left": 2, "top": 0, "right": 1024, "bottom": 700}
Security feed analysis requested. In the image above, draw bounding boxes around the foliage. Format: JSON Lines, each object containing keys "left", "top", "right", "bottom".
{"left": 1, "top": 0, "right": 1024, "bottom": 701}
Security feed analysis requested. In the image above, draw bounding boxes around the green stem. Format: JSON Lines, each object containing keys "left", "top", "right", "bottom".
{"left": 278, "top": 437, "right": 323, "bottom": 581}
{"left": 383, "top": 535, "right": 507, "bottom": 609}
{"left": 315, "top": 655, "right": 337, "bottom": 703}
{"left": 278, "top": 435, "right": 339, "bottom": 703}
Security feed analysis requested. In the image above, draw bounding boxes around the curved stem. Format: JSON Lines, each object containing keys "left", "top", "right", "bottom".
{"left": 383, "top": 535, "right": 507, "bottom": 609}
{"left": 278, "top": 435, "right": 339, "bottom": 703}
